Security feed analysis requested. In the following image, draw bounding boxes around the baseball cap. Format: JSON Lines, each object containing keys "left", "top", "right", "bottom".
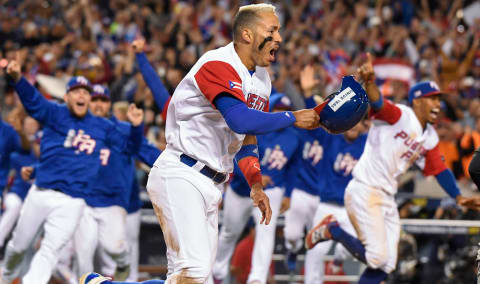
{"left": 66, "top": 76, "right": 92, "bottom": 93}
{"left": 91, "top": 84, "right": 110, "bottom": 100}
{"left": 269, "top": 93, "right": 292, "bottom": 112}
{"left": 408, "top": 81, "right": 443, "bottom": 104}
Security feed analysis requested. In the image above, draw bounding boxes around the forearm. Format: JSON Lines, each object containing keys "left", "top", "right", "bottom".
{"left": 136, "top": 52, "right": 170, "bottom": 110}
{"left": 224, "top": 104, "right": 295, "bottom": 134}
{"left": 13, "top": 77, "right": 52, "bottom": 122}
{"left": 364, "top": 81, "right": 381, "bottom": 104}
{"left": 128, "top": 122, "right": 145, "bottom": 154}
{"left": 435, "top": 169, "right": 461, "bottom": 198}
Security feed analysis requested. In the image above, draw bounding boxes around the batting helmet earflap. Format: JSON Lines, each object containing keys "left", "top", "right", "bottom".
{"left": 315, "top": 75, "right": 369, "bottom": 134}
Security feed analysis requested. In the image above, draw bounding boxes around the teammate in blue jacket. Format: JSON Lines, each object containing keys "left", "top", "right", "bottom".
{"left": 0, "top": 116, "right": 40, "bottom": 250}
{"left": 303, "top": 120, "right": 368, "bottom": 284}
{"left": 213, "top": 94, "right": 300, "bottom": 284}
{"left": 74, "top": 84, "right": 161, "bottom": 281}
{"left": 1, "top": 55, "right": 144, "bottom": 284}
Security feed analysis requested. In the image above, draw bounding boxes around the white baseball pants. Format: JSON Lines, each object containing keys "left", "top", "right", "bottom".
{"left": 74, "top": 205, "right": 129, "bottom": 277}
{"left": 344, "top": 179, "right": 400, "bottom": 273}
{"left": 1, "top": 185, "right": 85, "bottom": 284}
{"left": 213, "top": 185, "right": 283, "bottom": 284}
{"left": 0, "top": 193, "right": 23, "bottom": 248}
{"left": 283, "top": 189, "right": 319, "bottom": 252}
{"left": 147, "top": 150, "right": 222, "bottom": 284}
{"left": 305, "top": 201, "right": 356, "bottom": 284}
{"left": 125, "top": 210, "right": 141, "bottom": 281}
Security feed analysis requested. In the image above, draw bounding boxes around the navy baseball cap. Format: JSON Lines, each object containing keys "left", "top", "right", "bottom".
{"left": 408, "top": 81, "right": 443, "bottom": 104}
{"left": 66, "top": 76, "right": 92, "bottom": 93}
{"left": 91, "top": 84, "right": 110, "bottom": 100}
{"left": 269, "top": 93, "right": 292, "bottom": 112}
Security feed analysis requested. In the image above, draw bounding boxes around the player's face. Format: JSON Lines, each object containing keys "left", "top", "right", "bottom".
{"left": 23, "top": 116, "right": 39, "bottom": 137}
{"left": 65, "top": 88, "right": 91, "bottom": 118}
{"left": 251, "top": 12, "right": 282, "bottom": 67}
{"left": 343, "top": 120, "right": 366, "bottom": 141}
{"left": 417, "top": 95, "right": 441, "bottom": 125}
{"left": 89, "top": 97, "right": 111, "bottom": 118}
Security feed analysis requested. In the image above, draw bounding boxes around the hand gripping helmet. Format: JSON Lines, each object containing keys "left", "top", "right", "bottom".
{"left": 314, "top": 75, "right": 369, "bottom": 134}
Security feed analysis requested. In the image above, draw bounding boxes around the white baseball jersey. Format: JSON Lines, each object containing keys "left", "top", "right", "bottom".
{"left": 353, "top": 101, "right": 446, "bottom": 195}
{"left": 160, "top": 42, "right": 271, "bottom": 173}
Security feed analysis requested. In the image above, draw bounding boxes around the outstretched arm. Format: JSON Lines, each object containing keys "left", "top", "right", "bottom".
{"left": 6, "top": 54, "right": 58, "bottom": 125}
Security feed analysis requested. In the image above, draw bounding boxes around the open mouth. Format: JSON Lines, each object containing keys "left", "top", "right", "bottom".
{"left": 268, "top": 46, "right": 278, "bottom": 62}
{"left": 430, "top": 108, "right": 439, "bottom": 120}
{"left": 76, "top": 102, "right": 86, "bottom": 108}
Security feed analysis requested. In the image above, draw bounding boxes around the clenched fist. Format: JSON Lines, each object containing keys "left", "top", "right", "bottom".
{"left": 292, "top": 109, "right": 320, "bottom": 130}
{"left": 132, "top": 39, "right": 145, "bottom": 53}
{"left": 127, "top": 104, "right": 144, "bottom": 126}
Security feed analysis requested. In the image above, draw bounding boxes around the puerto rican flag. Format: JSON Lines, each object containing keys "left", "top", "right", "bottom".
{"left": 372, "top": 58, "right": 415, "bottom": 96}
{"left": 229, "top": 80, "right": 242, "bottom": 90}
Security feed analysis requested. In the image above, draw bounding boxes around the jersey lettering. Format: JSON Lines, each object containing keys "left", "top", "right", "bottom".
{"left": 333, "top": 153, "right": 358, "bottom": 176}
{"left": 64, "top": 129, "right": 97, "bottom": 155}
{"left": 302, "top": 140, "right": 323, "bottom": 165}
{"left": 247, "top": 93, "right": 268, "bottom": 111}
{"left": 99, "top": 148, "right": 111, "bottom": 166}
{"left": 261, "top": 145, "right": 287, "bottom": 170}
{"left": 394, "top": 130, "right": 427, "bottom": 163}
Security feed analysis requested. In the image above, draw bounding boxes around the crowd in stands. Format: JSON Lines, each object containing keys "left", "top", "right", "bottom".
{"left": 1, "top": 0, "right": 480, "bottom": 282}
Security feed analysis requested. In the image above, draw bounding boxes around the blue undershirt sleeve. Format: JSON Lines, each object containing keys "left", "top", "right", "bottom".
{"left": 304, "top": 97, "right": 317, "bottom": 109}
{"left": 136, "top": 52, "right": 170, "bottom": 110}
{"left": 213, "top": 93, "right": 296, "bottom": 135}
{"left": 435, "top": 168, "right": 461, "bottom": 198}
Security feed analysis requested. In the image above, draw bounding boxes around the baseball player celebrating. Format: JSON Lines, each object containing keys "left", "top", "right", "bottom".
{"left": 84, "top": 4, "right": 316, "bottom": 284}
{"left": 213, "top": 94, "right": 300, "bottom": 284}
{"left": 305, "top": 54, "right": 478, "bottom": 284}
{"left": 1, "top": 55, "right": 144, "bottom": 284}
{"left": 81, "top": 3, "right": 369, "bottom": 284}
{"left": 74, "top": 85, "right": 161, "bottom": 281}
{"left": 303, "top": 120, "right": 368, "bottom": 284}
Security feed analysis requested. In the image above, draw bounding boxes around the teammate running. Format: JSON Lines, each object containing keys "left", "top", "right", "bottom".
{"left": 306, "top": 53, "right": 478, "bottom": 284}
{"left": 1, "top": 54, "right": 144, "bottom": 284}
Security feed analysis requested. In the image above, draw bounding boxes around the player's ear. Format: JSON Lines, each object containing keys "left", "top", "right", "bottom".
{"left": 241, "top": 28, "right": 254, "bottom": 44}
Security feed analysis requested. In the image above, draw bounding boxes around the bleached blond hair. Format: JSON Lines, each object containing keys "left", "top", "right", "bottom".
{"left": 233, "top": 3, "right": 276, "bottom": 41}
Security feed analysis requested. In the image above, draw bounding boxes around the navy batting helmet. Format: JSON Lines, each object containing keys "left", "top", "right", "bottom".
{"left": 314, "top": 76, "right": 369, "bottom": 134}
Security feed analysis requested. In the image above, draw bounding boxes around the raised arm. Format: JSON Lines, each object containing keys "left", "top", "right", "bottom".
{"left": 6, "top": 54, "right": 58, "bottom": 125}
{"left": 357, "top": 53, "right": 401, "bottom": 125}
{"left": 132, "top": 39, "right": 171, "bottom": 113}
{"left": 108, "top": 104, "right": 145, "bottom": 154}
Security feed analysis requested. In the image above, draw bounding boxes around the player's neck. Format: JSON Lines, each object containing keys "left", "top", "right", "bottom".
{"left": 413, "top": 109, "right": 427, "bottom": 130}
{"left": 234, "top": 42, "right": 256, "bottom": 71}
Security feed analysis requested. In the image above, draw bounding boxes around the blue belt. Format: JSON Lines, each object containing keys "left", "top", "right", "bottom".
{"left": 180, "top": 154, "right": 228, "bottom": 184}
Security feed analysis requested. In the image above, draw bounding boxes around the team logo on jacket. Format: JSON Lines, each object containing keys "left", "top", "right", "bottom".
{"left": 247, "top": 93, "right": 267, "bottom": 111}
{"left": 64, "top": 129, "right": 96, "bottom": 154}
{"left": 261, "top": 145, "right": 287, "bottom": 170}
{"left": 333, "top": 153, "right": 357, "bottom": 176}
{"left": 229, "top": 81, "right": 242, "bottom": 90}
{"left": 302, "top": 140, "right": 323, "bottom": 165}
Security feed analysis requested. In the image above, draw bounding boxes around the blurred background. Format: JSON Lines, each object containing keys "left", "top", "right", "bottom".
{"left": 1, "top": 0, "right": 480, "bottom": 283}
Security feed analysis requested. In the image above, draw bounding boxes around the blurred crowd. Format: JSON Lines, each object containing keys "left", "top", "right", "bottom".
{"left": 1, "top": 0, "right": 480, "bottom": 282}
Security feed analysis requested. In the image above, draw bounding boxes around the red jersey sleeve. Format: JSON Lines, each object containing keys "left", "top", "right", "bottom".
{"left": 369, "top": 99, "right": 402, "bottom": 125}
{"left": 194, "top": 61, "right": 245, "bottom": 106}
{"left": 423, "top": 144, "right": 448, "bottom": 176}
{"left": 161, "top": 96, "right": 172, "bottom": 122}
